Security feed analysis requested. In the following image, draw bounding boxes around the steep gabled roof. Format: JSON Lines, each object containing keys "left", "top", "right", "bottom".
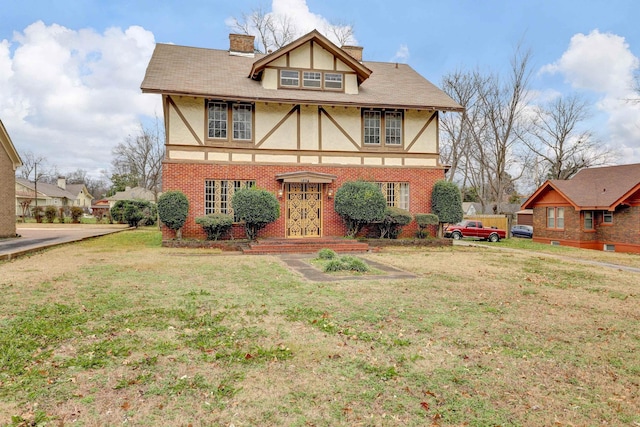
{"left": 141, "top": 33, "right": 463, "bottom": 112}
{"left": 66, "top": 183, "right": 94, "bottom": 200}
{"left": 248, "top": 30, "right": 372, "bottom": 84}
{"left": 522, "top": 163, "right": 640, "bottom": 211}
{"left": 0, "top": 120, "right": 22, "bottom": 170}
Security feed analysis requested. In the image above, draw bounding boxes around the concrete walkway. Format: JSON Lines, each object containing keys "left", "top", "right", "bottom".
{"left": 279, "top": 253, "right": 416, "bottom": 282}
{"left": 0, "top": 224, "right": 129, "bottom": 261}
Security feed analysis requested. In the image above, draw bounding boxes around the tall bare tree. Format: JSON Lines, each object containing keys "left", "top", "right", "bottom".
{"left": 17, "top": 151, "right": 50, "bottom": 182}
{"left": 111, "top": 119, "right": 165, "bottom": 197}
{"left": 228, "top": 6, "right": 355, "bottom": 54}
{"left": 523, "top": 94, "right": 617, "bottom": 181}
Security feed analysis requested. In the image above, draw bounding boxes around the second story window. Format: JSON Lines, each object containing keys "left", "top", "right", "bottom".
{"left": 303, "top": 71, "right": 321, "bottom": 88}
{"left": 279, "top": 69, "right": 344, "bottom": 91}
{"left": 324, "top": 73, "right": 343, "bottom": 89}
{"left": 363, "top": 110, "right": 403, "bottom": 147}
{"left": 207, "top": 101, "right": 253, "bottom": 142}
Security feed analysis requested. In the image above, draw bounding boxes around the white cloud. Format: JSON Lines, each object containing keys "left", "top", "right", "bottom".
{"left": 0, "top": 21, "right": 159, "bottom": 178}
{"left": 541, "top": 30, "right": 640, "bottom": 164}
{"left": 390, "top": 44, "right": 410, "bottom": 63}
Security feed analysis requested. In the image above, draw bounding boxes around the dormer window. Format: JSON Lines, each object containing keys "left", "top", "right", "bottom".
{"left": 280, "top": 70, "right": 299, "bottom": 87}
{"left": 279, "top": 69, "right": 344, "bottom": 91}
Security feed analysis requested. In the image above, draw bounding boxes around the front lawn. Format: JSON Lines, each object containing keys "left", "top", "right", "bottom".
{"left": 0, "top": 229, "right": 638, "bottom": 426}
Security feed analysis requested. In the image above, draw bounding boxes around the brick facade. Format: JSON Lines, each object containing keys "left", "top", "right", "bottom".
{"left": 532, "top": 205, "right": 640, "bottom": 253}
{"left": 162, "top": 162, "right": 444, "bottom": 240}
{"left": 0, "top": 145, "right": 17, "bottom": 238}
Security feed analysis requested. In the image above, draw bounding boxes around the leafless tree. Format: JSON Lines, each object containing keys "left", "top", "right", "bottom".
{"left": 17, "top": 151, "right": 50, "bottom": 182}
{"left": 522, "top": 94, "right": 617, "bottom": 181}
{"left": 228, "top": 5, "right": 297, "bottom": 54}
{"left": 228, "top": 6, "right": 356, "bottom": 54}
{"left": 111, "top": 118, "right": 165, "bottom": 197}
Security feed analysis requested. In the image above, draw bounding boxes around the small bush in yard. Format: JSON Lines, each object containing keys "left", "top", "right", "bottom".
{"left": 111, "top": 200, "right": 156, "bottom": 227}
{"left": 70, "top": 206, "right": 84, "bottom": 223}
{"left": 378, "top": 206, "right": 412, "bottom": 239}
{"left": 31, "top": 206, "right": 43, "bottom": 223}
{"left": 317, "top": 248, "right": 337, "bottom": 259}
{"left": 44, "top": 205, "right": 57, "bottom": 223}
{"left": 157, "top": 191, "right": 189, "bottom": 239}
{"left": 195, "top": 213, "right": 234, "bottom": 240}
{"left": 415, "top": 213, "right": 438, "bottom": 238}
{"left": 322, "top": 255, "right": 370, "bottom": 273}
{"left": 232, "top": 188, "right": 280, "bottom": 241}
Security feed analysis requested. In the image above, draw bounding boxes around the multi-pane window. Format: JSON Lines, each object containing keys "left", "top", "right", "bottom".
{"left": 233, "top": 104, "right": 252, "bottom": 140}
{"left": 584, "top": 211, "right": 594, "bottom": 230}
{"left": 363, "top": 110, "right": 403, "bottom": 146}
{"left": 205, "top": 180, "right": 255, "bottom": 221}
{"left": 207, "top": 101, "right": 253, "bottom": 141}
{"left": 377, "top": 182, "right": 409, "bottom": 210}
{"left": 385, "top": 112, "right": 402, "bottom": 145}
{"left": 547, "top": 207, "right": 565, "bottom": 229}
{"left": 364, "top": 111, "right": 381, "bottom": 145}
{"left": 324, "top": 73, "right": 343, "bottom": 89}
{"left": 280, "top": 70, "right": 299, "bottom": 86}
{"left": 303, "top": 71, "right": 321, "bottom": 88}
{"left": 603, "top": 211, "right": 613, "bottom": 224}
{"left": 279, "top": 69, "right": 344, "bottom": 90}
{"left": 208, "top": 102, "right": 227, "bottom": 138}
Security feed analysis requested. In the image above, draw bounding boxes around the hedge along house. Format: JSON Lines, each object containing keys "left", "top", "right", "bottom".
{"left": 141, "top": 30, "right": 462, "bottom": 240}
{"left": 521, "top": 163, "right": 640, "bottom": 253}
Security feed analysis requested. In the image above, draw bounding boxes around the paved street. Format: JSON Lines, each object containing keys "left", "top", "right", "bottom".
{"left": 0, "top": 224, "right": 129, "bottom": 260}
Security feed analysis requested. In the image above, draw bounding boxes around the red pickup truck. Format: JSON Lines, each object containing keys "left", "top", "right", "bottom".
{"left": 444, "top": 220, "right": 506, "bottom": 242}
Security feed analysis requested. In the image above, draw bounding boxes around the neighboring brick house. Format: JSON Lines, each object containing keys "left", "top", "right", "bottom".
{"left": 141, "top": 30, "right": 462, "bottom": 240}
{"left": 521, "top": 163, "right": 640, "bottom": 253}
{"left": 1, "top": 120, "right": 23, "bottom": 237}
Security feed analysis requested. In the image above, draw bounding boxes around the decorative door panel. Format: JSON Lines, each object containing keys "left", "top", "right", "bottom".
{"left": 286, "top": 183, "right": 322, "bottom": 238}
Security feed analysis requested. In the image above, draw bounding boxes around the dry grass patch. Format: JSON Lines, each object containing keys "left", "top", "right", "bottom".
{"left": 0, "top": 230, "right": 638, "bottom": 426}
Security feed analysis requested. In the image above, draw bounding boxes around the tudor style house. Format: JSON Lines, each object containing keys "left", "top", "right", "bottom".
{"left": 141, "top": 30, "right": 462, "bottom": 240}
{"left": 522, "top": 163, "right": 640, "bottom": 253}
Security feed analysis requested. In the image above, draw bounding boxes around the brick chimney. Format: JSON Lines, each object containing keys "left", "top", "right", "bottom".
{"left": 341, "top": 45, "right": 363, "bottom": 62}
{"left": 229, "top": 34, "right": 255, "bottom": 57}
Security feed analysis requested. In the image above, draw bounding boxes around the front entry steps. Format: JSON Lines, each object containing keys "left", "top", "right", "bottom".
{"left": 241, "top": 237, "right": 372, "bottom": 255}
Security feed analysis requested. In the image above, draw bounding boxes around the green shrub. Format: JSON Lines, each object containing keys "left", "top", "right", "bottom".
{"left": 415, "top": 213, "right": 439, "bottom": 238}
{"left": 431, "top": 180, "right": 463, "bottom": 236}
{"left": 70, "top": 206, "right": 84, "bottom": 223}
{"left": 44, "top": 206, "right": 57, "bottom": 223}
{"left": 232, "top": 188, "right": 280, "bottom": 241}
{"left": 195, "top": 213, "right": 234, "bottom": 240}
{"left": 334, "top": 181, "right": 386, "bottom": 237}
{"left": 322, "top": 255, "right": 370, "bottom": 273}
{"left": 31, "top": 206, "right": 43, "bottom": 223}
{"left": 157, "top": 191, "right": 189, "bottom": 239}
{"left": 378, "top": 206, "right": 412, "bottom": 239}
{"left": 317, "top": 248, "right": 337, "bottom": 260}
{"left": 111, "top": 200, "right": 156, "bottom": 227}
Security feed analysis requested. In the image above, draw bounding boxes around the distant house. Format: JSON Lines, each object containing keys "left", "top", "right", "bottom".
{"left": 106, "top": 186, "right": 157, "bottom": 208}
{"left": 522, "top": 163, "right": 640, "bottom": 253}
{"left": 0, "top": 120, "right": 23, "bottom": 237}
{"left": 15, "top": 178, "right": 78, "bottom": 216}
{"left": 59, "top": 178, "right": 94, "bottom": 210}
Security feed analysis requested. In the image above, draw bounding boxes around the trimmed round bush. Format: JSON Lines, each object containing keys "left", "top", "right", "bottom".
{"left": 195, "top": 213, "right": 234, "bottom": 240}
{"left": 158, "top": 191, "right": 189, "bottom": 238}
{"left": 334, "top": 181, "right": 387, "bottom": 237}
{"left": 70, "top": 206, "right": 84, "bottom": 223}
{"left": 111, "top": 200, "right": 156, "bottom": 227}
{"left": 378, "top": 206, "right": 412, "bottom": 239}
{"left": 232, "top": 187, "right": 280, "bottom": 241}
{"left": 44, "top": 205, "right": 57, "bottom": 223}
{"left": 415, "top": 213, "right": 439, "bottom": 238}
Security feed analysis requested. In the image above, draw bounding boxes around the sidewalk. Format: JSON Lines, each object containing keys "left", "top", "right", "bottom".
{"left": 0, "top": 223, "right": 129, "bottom": 261}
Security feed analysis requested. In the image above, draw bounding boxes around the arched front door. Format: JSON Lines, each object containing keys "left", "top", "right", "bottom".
{"left": 286, "top": 182, "right": 322, "bottom": 238}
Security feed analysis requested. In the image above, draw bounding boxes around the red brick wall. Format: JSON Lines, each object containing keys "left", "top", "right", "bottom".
{"left": 162, "top": 162, "right": 444, "bottom": 240}
{"left": 532, "top": 205, "right": 640, "bottom": 253}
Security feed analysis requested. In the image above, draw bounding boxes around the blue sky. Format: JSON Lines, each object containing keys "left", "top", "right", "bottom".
{"left": 1, "top": 0, "right": 639, "bottom": 180}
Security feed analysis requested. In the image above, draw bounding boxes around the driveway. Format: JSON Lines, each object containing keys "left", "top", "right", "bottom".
{"left": 0, "top": 224, "right": 130, "bottom": 260}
